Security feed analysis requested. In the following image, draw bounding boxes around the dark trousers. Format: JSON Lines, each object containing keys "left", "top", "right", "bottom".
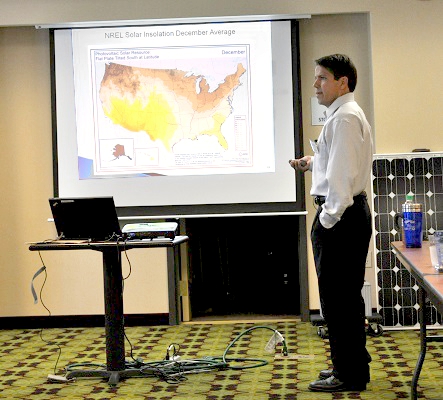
{"left": 311, "top": 195, "right": 372, "bottom": 384}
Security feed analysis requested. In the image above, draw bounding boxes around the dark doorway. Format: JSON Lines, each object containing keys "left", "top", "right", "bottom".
{"left": 186, "top": 215, "right": 300, "bottom": 318}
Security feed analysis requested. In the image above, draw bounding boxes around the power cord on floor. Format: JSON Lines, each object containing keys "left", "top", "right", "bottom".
{"left": 62, "top": 325, "right": 288, "bottom": 384}
{"left": 221, "top": 325, "right": 288, "bottom": 369}
{"left": 33, "top": 252, "right": 63, "bottom": 376}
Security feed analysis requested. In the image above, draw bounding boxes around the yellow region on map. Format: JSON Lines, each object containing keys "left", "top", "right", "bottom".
{"left": 99, "top": 63, "right": 246, "bottom": 151}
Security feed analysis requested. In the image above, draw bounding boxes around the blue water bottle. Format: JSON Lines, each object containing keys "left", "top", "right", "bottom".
{"left": 395, "top": 194, "right": 423, "bottom": 248}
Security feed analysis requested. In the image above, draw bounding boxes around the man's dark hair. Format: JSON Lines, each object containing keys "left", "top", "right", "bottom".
{"left": 315, "top": 54, "right": 357, "bottom": 92}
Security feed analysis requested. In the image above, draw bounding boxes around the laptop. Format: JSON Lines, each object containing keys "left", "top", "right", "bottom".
{"left": 49, "top": 196, "right": 122, "bottom": 241}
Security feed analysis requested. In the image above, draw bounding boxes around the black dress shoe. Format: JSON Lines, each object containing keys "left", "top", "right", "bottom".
{"left": 308, "top": 376, "right": 367, "bottom": 392}
{"left": 319, "top": 369, "right": 333, "bottom": 379}
{"left": 319, "top": 369, "right": 370, "bottom": 383}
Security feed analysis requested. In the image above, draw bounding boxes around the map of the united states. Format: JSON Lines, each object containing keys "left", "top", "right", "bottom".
{"left": 99, "top": 62, "right": 246, "bottom": 151}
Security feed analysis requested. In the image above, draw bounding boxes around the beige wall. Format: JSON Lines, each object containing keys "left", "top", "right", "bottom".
{"left": 0, "top": 0, "right": 442, "bottom": 318}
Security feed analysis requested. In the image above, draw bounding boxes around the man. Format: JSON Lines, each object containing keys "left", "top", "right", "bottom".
{"left": 289, "top": 54, "right": 373, "bottom": 392}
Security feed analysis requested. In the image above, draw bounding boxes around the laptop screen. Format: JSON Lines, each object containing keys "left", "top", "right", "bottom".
{"left": 49, "top": 197, "right": 122, "bottom": 241}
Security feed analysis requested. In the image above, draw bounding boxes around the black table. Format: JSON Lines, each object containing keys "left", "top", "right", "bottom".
{"left": 391, "top": 241, "right": 443, "bottom": 400}
{"left": 29, "top": 236, "right": 188, "bottom": 385}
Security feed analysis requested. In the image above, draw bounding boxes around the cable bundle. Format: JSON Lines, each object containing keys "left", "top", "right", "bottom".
{"left": 65, "top": 325, "right": 288, "bottom": 384}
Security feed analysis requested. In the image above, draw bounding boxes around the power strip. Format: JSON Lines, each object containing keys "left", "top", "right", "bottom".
{"left": 47, "top": 374, "right": 69, "bottom": 382}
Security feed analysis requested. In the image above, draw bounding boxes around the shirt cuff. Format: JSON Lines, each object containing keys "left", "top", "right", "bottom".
{"left": 319, "top": 210, "right": 338, "bottom": 229}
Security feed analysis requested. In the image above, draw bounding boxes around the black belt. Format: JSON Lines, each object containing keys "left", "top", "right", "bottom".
{"left": 314, "top": 191, "right": 367, "bottom": 206}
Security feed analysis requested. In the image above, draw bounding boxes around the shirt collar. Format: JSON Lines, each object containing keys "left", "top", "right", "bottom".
{"left": 325, "top": 92, "right": 355, "bottom": 119}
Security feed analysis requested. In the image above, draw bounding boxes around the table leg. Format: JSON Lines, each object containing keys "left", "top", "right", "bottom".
{"left": 67, "top": 247, "right": 151, "bottom": 385}
{"left": 411, "top": 287, "right": 427, "bottom": 400}
{"left": 66, "top": 247, "right": 126, "bottom": 385}
{"left": 102, "top": 247, "right": 125, "bottom": 371}
{"left": 167, "top": 246, "right": 180, "bottom": 325}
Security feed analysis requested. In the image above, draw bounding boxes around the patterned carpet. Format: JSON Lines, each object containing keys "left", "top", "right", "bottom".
{"left": 0, "top": 320, "right": 442, "bottom": 399}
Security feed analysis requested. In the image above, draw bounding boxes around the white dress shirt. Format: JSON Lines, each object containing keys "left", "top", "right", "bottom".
{"left": 310, "top": 92, "right": 373, "bottom": 229}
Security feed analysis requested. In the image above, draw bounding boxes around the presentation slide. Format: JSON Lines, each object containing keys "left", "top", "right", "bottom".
{"left": 73, "top": 23, "right": 274, "bottom": 178}
{"left": 54, "top": 20, "right": 298, "bottom": 213}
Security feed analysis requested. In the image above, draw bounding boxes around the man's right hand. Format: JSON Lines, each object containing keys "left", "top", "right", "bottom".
{"left": 288, "top": 156, "right": 311, "bottom": 172}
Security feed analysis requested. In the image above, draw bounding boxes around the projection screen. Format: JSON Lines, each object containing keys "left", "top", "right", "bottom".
{"left": 51, "top": 19, "right": 305, "bottom": 217}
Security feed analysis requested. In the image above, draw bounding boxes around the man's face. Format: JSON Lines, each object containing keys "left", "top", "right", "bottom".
{"left": 313, "top": 65, "right": 346, "bottom": 108}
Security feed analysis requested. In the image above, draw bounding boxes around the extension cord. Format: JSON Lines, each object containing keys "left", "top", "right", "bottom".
{"left": 47, "top": 374, "right": 69, "bottom": 382}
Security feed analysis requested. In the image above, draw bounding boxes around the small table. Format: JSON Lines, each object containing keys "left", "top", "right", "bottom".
{"left": 29, "top": 236, "right": 188, "bottom": 385}
{"left": 391, "top": 241, "right": 443, "bottom": 400}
